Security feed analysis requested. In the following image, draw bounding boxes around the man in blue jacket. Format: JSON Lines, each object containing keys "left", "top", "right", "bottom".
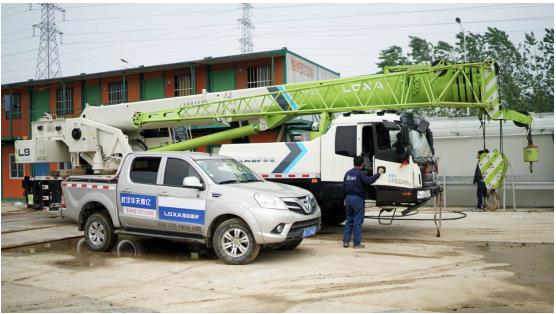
{"left": 343, "top": 156, "right": 383, "bottom": 248}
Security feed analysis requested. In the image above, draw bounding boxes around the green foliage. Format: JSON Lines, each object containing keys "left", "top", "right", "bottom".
{"left": 376, "top": 45, "right": 408, "bottom": 72}
{"left": 375, "top": 27, "right": 554, "bottom": 115}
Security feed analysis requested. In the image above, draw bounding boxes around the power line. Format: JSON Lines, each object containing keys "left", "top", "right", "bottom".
{"left": 45, "top": 4, "right": 553, "bottom": 38}
{"left": 2, "top": 8, "right": 32, "bottom": 18}
{"left": 254, "top": 3, "right": 538, "bottom": 21}
{"left": 62, "top": 6, "right": 238, "bottom": 22}
{"left": 2, "top": 26, "right": 548, "bottom": 81}
{"left": 58, "top": 15, "right": 552, "bottom": 45}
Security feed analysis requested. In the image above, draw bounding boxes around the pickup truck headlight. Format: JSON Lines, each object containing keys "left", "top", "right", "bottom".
{"left": 254, "top": 193, "right": 287, "bottom": 210}
{"left": 417, "top": 189, "right": 431, "bottom": 199}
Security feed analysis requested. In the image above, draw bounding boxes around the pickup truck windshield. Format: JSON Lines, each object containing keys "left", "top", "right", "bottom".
{"left": 195, "top": 159, "right": 262, "bottom": 184}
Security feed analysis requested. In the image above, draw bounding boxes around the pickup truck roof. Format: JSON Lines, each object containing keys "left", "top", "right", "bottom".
{"left": 127, "top": 151, "right": 229, "bottom": 160}
{"left": 65, "top": 151, "right": 230, "bottom": 182}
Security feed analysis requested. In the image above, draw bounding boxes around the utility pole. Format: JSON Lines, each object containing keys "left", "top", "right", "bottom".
{"left": 238, "top": 3, "right": 254, "bottom": 53}
{"left": 455, "top": 17, "right": 469, "bottom": 116}
{"left": 33, "top": 3, "right": 65, "bottom": 79}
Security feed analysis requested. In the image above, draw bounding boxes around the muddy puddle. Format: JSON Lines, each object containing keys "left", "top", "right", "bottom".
{"left": 3, "top": 236, "right": 216, "bottom": 269}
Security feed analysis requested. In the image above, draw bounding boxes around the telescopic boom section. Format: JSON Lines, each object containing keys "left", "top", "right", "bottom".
{"left": 136, "top": 62, "right": 531, "bottom": 152}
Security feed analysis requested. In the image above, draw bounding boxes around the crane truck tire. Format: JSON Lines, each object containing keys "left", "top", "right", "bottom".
{"left": 213, "top": 218, "right": 261, "bottom": 265}
{"left": 321, "top": 201, "right": 346, "bottom": 226}
{"left": 84, "top": 212, "right": 117, "bottom": 252}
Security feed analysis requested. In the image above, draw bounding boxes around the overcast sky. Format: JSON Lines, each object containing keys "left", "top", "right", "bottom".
{"left": 1, "top": 2, "right": 553, "bottom": 84}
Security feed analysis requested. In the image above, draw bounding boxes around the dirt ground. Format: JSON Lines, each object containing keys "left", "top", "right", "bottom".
{"left": 1, "top": 204, "right": 553, "bottom": 312}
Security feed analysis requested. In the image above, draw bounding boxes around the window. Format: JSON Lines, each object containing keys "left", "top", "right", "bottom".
{"left": 335, "top": 126, "right": 357, "bottom": 157}
{"left": 58, "top": 162, "right": 72, "bottom": 170}
{"left": 9, "top": 154, "right": 24, "bottom": 179}
{"left": 375, "top": 124, "right": 401, "bottom": 151}
{"left": 56, "top": 87, "right": 73, "bottom": 116}
{"left": 108, "top": 81, "right": 128, "bottom": 104}
{"left": 4, "top": 93, "right": 21, "bottom": 120}
{"left": 163, "top": 158, "right": 201, "bottom": 186}
{"left": 247, "top": 65, "right": 271, "bottom": 88}
{"left": 174, "top": 74, "right": 193, "bottom": 96}
{"left": 130, "top": 157, "right": 161, "bottom": 184}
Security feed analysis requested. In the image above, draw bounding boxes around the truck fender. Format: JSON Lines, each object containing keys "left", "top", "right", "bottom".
{"left": 78, "top": 192, "right": 121, "bottom": 229}
{"left": 206, "top": 202, "right": 263, "bottom": 244}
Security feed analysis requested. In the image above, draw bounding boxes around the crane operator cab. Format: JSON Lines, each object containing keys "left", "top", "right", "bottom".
{"left": 329, "top": 111, "right": 440, "bottom": 213}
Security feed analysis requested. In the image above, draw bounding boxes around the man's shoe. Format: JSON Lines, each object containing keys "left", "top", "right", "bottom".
{"left": 353, "top": 244, "right": 365, "bottom": 249}
{"left": 343, "top": 242, "right": 349, "bottom": 248}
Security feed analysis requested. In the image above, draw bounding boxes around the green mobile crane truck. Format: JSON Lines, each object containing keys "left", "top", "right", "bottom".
{"left": 16, "top": 61, "right": 534, "bottom": 224}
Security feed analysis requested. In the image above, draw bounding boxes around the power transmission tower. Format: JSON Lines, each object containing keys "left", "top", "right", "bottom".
{"left": 33, "top": 3, "right": 65, "bottom": 79}
{"left": 238, "top": 3, "right": 254, "bottom": 53}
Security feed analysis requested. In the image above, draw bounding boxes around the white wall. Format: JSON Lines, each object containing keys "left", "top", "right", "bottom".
{"left": 429, "top": 114, "right": 554, "bottom": 207}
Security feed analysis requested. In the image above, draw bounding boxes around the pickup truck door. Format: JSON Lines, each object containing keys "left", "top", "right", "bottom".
{"left": 117, "top": 155, "right": 163, "bottom": 230}
{"left": 156, "top": 157, "right": 208, "bottom": 235}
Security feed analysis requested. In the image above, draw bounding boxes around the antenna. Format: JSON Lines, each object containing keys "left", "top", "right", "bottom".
{"left": 33, "top": 3, "right": 65, "bottom": 79}
{"left": 238, "top": 3, "right": 254, "bottom": 54}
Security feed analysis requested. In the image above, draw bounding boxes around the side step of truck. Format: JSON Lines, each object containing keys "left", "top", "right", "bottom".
{"left": 115, "top": 228, "right": 206, "bottom": 245}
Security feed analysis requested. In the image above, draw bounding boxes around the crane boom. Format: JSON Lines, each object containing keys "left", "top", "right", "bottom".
{"left": 133, "top": 61, "right": 531, "bottom": 152}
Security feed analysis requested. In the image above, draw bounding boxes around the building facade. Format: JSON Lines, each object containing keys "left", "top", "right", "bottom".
{"left": 1, "top": 48, "right": 339, "bottom": 201}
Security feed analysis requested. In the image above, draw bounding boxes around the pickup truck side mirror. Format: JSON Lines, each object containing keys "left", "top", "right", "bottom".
{"left": 183, "top": 176, "right": 205, "bottom": 190}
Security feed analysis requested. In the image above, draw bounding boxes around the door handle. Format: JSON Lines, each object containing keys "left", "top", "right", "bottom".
{"left": 122, "top": 189, "right": 133, "bottom": 193}
{"left": 158, "top": 191, "right": 169, "bottom": 197}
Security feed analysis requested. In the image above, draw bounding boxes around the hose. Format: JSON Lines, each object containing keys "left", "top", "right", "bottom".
{"left": 364, "top": 210, "right": 467, "bottom": 221}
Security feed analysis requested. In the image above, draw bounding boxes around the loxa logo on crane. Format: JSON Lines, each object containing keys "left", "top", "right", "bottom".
{"left": 342, "top": 82, "right": 384, "bottom": 93}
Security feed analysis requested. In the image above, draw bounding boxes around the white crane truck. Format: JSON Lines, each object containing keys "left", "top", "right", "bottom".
{"left": 15, "top": 61, "right": 534, "bottom": 224}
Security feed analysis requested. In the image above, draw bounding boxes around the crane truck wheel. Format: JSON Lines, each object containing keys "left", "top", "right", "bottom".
{"left": 213, "top": 218, "right": 260, "bottom": 265}
{"left": 321, "top": 201, "right": 346, "bottom": 225}
{"left": 84, "top": 212, "right": 117, "bottom": 252}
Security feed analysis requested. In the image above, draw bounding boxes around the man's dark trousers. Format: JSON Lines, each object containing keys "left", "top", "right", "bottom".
{"left": 343, "top": 194, "right": 365, "bottom": 246}
{"left": 477, "top": 181, "right": 488, "bottom": 208}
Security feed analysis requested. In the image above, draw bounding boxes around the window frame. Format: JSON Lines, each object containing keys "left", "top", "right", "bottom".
{"left": 162, "top": 157, "right": 203, "bottom": 187}
{"left": 4, "top": 93, "right": 22, "bottom": 120}
{"left": 108, "top": 81, "right": 128, "bottom": 105}
{"left": 56, "top": 87, "right": 74, "bottom": 116}
{"left": 9, "top": 154, "right": 25, "bottom": 179}
{"left": 174, "top": 74, "right": 193, "bottom": 96}
{"left": 247, "top": 65, "right": 272, "bottom": 88}
{"left": 334, "top": 126, "right": 357, "bottom": 157}
{"left": 58, "top": 162, "right": 72, "bottom": 170}
{"left": 129, "top": 156, "right": 162, "bottom": 185}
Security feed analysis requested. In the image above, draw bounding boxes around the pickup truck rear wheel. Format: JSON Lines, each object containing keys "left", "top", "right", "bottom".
{"left": 84, "top": 212, "right": 117, "bottom": 252}
{"left": 213, "top": 218, "right": 260, "bottom": 265}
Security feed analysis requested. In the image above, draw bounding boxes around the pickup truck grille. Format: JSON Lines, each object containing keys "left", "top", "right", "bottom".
{"left": 282, "top": 196, "right": 318, "bottom": 215}
{"left": 286, "top": 218, "right": 321, "bottom": 240}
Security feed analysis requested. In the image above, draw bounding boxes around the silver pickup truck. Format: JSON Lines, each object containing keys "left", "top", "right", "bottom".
{"left": 61, "top": 152, "right": 321, "bottom": 264}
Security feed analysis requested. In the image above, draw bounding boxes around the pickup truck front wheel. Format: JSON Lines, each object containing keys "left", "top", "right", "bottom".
{"left": 213, "top": 218, "right": 260, "bottom": 265}
{"left": 84, "top": 212, "right": 117, "bottom": 252}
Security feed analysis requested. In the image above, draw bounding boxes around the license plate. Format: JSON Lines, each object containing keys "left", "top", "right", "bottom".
{"left": 302, "top": 226, "right": 317, "bottom": 238}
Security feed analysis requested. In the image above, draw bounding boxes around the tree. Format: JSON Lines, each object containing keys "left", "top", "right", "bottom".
{"left": 432, "top": 41, "right": 454, "bottom": 62}
{"left": 373, "top": 27, "right": 554, "bottom": 115}
{"left": 376, "top": 45, "right": 408, "bottom": 72}
{"left": 520, "top": 28, "right": 554, "bottom": 112}
{"left": 408, "top": 36, "right": 432, "bottom": 64}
